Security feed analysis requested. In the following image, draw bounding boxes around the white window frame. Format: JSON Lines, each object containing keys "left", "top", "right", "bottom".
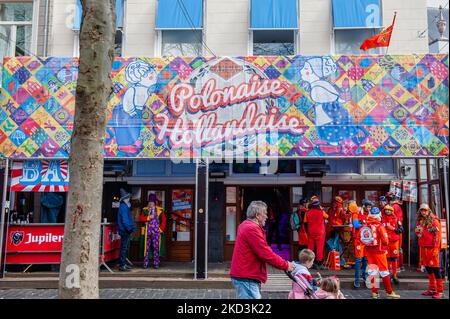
{"left": 331, "top": 0, "right": 383, "bottom": 55}
{"left": 248, "top": 0, "right": 299, "bottom": 56}
{"left": 332, "top": 27, "right": 383, "bottom": 55}
{"left": 156, "top": 29, "right": 204, "bottom": 57}
{"left": 0, "top": 0, "right": 39, "bottom": 56}
{"left": 154, "top": 0, "right": 205, "bottom": 57}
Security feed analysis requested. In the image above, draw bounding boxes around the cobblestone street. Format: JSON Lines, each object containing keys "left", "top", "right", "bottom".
{"left": 0, "top": 288, "right": 447, "bottom": 299}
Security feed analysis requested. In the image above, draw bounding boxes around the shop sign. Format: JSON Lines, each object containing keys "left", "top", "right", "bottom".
{"left": 1, "top": 55, "right": 448, "bottom": 159}
{"left": 11, "top": 160, "right": 69, "bottom": 192}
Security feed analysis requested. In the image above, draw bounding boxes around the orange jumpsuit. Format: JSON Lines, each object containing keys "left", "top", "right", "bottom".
{"left": 365, "top": 217, "right": 394, "bottom": 295}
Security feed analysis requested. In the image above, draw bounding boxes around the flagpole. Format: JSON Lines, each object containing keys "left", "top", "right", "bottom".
{"left": 385, "top": 12, "right": 397, "bottom": 55}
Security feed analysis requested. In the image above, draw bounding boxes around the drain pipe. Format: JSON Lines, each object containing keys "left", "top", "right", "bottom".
{"left": 43, "top": 0, "right": 50, "bottom": 55}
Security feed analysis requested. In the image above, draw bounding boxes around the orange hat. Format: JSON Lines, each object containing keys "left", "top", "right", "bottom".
{"left": 334, "top": 196, "right": 343, "bottom": 203}
{"left": 348, "top": 201, "right": 358, "bottom": 213}
{"left": 383, "top": 205, "right": 394, "bottom": 213}
{"left": 311, "top": 195, "right": 320, "bottom": 202}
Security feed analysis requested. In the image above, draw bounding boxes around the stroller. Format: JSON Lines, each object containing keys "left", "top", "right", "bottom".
{"left": 285, "top": 271, "right": 318, "bottom": 299}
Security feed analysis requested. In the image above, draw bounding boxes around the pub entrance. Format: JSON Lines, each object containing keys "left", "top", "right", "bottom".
{"left": 240, "top": 186, "right": 292, "bottom": 260}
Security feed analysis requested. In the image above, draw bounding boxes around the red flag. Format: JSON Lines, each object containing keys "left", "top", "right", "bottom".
{"left": 360, "top": 13, "right": 396, "bottom": 51}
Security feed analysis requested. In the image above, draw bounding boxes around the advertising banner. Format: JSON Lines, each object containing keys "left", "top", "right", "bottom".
{"left": 402, "top": 180, "right": 418, "bottom": 202}
{"left": 1, "top": 55, "right": 448, "bottom": 159}
{"left": 11, "top": 160, "right": 69, "bottom": 192}
{"left": 6, "top": 224, "right": 64, "bottom": 264}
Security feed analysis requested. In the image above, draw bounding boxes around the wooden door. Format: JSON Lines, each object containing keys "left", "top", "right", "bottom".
{"left": 167, "top": 187, "right": 195, "bottom": 261}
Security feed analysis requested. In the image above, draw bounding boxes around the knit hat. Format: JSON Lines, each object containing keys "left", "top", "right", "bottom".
{"left": 362, "top": 199, "right": 374, "bottom": 207}
{"left": 379, "top": 195, "right": 386, "bottom": 202}
{"left": 148, "top": 193, "right": 157, "bottom": 203}
{"left": 419, "top": 203, "right": 431, "bottom": 212}
{"left": 334, "top": 196, "right": 343, "bottom": 203}
{"left": 119, "top": 188, "right": 131, "bottom": 202}
{"left": 311, "top": 199, "right": 321, "bottom": 206}
{"left": 370, "top": 207, "right": 381, "bottom": 216}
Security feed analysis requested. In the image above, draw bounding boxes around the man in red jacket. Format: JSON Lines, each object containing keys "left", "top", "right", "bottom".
{"left": 230, "top": 201, "right": 295, "bottom": 299}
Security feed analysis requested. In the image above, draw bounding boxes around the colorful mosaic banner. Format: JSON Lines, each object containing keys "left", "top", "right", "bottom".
{"left": 0, "top": 55, "right": 448, "bottom": 158}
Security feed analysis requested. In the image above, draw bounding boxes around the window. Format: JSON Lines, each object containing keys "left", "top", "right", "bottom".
{"left": 363, "top": 159, "right": 395, "bottom": 174}
{"left": 332, "top": 0, "right": 382, "bottom": 54}
{"left": 327, "top": 160, "right": 360, "bottom": 174}
{"left": 232, "top": 160, "right": 297, "bottom": 174}
{"left": 73, "top": 0, "right": 124, "bottom": 57}
{"left": 334, "top": 29, "right": 382, "bottom": 54}
{"left": 250, "top": 0, "right": 298, "bottom": 55}
{"left": 253, "top": 30, "right": 295, "bottom": 55}
{"left": 0, "top": 2, "right": 33, "bottom": 60}
{"left": 161, "top": 30, "right": 202, "bottom": 56}
{"left": 134, "top": 160, "right": 166, "bottom": 176}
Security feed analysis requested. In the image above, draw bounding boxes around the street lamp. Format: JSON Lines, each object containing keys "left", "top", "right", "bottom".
{"left": 429, "top": 5, "right": 449, "bottom": 46}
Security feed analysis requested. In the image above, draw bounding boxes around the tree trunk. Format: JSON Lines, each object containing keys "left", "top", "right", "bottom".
{"left": 58, "top": 0, "right": 115, "bottom": 299}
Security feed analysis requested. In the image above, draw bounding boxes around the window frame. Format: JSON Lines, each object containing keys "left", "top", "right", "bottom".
{"left": 155, "top": 0, "right": 205, "bottom": 56}
{"left": 72, "top": 0, "right": 125, "bottom": 57}
{"left": 331, "top": 0, "right": 383, "bottom": 55}
{"left": 361, "top": 159, "right": 397, "bottom": 176}
{"left": 0, "top": 0, "right": 38, "bottom": 57}
{"left": 157, "top": 29, "right": 204, "bottom": 57}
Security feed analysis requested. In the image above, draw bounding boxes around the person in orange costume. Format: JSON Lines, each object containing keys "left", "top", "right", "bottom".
{"left": 305, "top": 197, "right": 328, "bottom": 270}
{"left": 351, "top": 200, "right": 370, "bottom": 288}
{"left": 382, "top": 205, "right": 403, "bottom": 284}
{"left": 363, "top": 207, "right": 400, "bottom": 299}
{"left": 415, "top": 203, "right": 443, "bottom": 299}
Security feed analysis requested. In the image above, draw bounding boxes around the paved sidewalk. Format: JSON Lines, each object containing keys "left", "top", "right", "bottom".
{"left": 0, "top": 288, "right": 447, "bottom": 299}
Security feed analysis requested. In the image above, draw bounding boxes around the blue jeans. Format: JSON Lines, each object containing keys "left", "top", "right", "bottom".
{"left": 354, "top": 257, "right": 368, "bottom": 286}
{"left": 231, "top": 278, "right": 261, "bottom": 299}
{"left": 326, "top": 232, "right": 346, "bottom": 266}
{"left": 119, "top": 231, "right": 131, "bottom": 267}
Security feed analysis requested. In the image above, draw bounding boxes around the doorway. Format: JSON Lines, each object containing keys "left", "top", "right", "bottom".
{"left": 240, "top": 186, "right": 291, "bottom": 260}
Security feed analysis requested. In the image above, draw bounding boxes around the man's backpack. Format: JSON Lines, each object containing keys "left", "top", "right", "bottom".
{"left": 290, "top": 211, "right": 301, "bottom": 231}
{"left": 360, "top": 224, "right": 379, "bottom": 246}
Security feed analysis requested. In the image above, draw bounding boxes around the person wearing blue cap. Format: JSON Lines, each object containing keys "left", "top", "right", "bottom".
{"left": 117, "top": 188, "right": 137, "bottom": 272}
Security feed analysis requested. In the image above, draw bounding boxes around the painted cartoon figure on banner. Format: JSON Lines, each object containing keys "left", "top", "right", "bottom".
{"left": 111, "top": 60, "right": 158, "bottom": 155}
{"left": 300, "top": 57, "right": 357, "bottom": 154}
